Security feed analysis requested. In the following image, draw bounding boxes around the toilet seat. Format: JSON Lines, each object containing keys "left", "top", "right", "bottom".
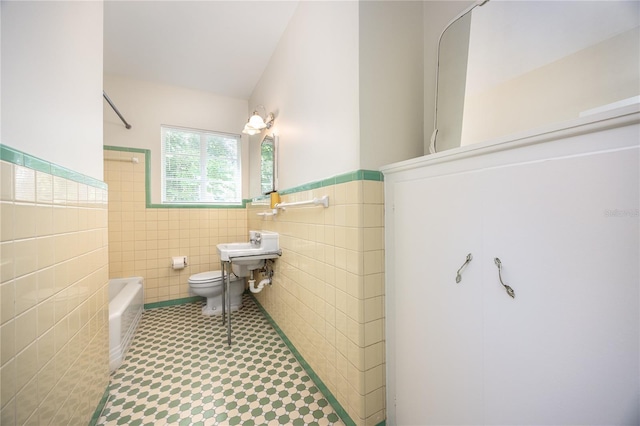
{"left": 188, "top": 270, "right": 223, "bottom": 283}
{"left": 188, "top": 270, "right": 240, "bottom": 284}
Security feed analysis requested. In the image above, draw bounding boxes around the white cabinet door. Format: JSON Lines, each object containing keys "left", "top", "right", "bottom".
{"left": 481, "top": 148, "right": 640, "bottom": 425}
{"left": 393, "top": 172, "right": 485, "bottom": 425}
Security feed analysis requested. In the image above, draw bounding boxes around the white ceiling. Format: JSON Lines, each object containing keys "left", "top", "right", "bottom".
{"left": 104, "top": 1, "right": 299, "bottom": 100}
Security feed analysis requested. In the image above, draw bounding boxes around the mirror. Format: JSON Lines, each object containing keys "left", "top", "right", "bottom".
{"left": 432, "top": 0, "right": 640, "bottom": 153}
{"left": 260, "top": 134, "right": 277, "bottom": 194}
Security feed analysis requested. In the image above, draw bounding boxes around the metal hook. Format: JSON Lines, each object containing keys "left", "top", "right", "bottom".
{"left": 494, "top": 258, "right": 515, "bottom": 298}
{"left": 455, "top": 253, "right": 473, "bottom": 283}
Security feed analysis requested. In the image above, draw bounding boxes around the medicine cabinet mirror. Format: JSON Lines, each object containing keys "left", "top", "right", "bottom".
{"left": 431, "top": 1, "right": 639, "bottom": 153}
{"left": 260, "top": 134, "right": 277, "bottom": 195}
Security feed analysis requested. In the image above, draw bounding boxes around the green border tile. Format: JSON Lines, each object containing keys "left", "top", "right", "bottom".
{"left": 51, "top": 164, "right": 77, "bottom": 181}
{"left": 250, "top": 295, "right": 357, "bottom": 426}
{"left": 363, "top": 170, "right": 384, "bottom": 181}
{"left": 335, "top": 171, "right": 358, "bottom": 184}
{"left": 320, "top": 176, "right": 337, "bottom": 187}
{"left": 103, "top": 145, "right": 148, "bottom": 154}
{"left": 0, "top": 145, "right": 24, "bottom": 165}
{"left": 1, "top": 144, "right": 107, "bottom": 189}
{"left": 89, "top": 386, "right": 110, "bottom": 426}
{"left": 24, "top": 155, "right": 51, "bottom": 174}
{"left": 146, "top": 202, "right": 247, "bottom": 209}
{"left": 278, "top": 170, "right": 383, "bottom": 196}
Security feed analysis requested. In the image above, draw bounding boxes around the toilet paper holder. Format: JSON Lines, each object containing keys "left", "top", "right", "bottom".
{"left": 171, "top": 256, "right": 188, "bottom": 269}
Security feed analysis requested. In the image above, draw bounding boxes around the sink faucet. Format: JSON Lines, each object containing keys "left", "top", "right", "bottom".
{"left": 250, "top": 232, "right": 261, "bottom": 246}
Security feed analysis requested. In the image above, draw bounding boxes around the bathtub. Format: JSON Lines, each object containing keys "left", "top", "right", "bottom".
{"left": 109, "top": 277, "right": 144, "bottom": 372}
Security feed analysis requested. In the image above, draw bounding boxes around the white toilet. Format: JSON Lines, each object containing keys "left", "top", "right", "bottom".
{"left": 188, "top": 269, "right": 245, "bottom": 316}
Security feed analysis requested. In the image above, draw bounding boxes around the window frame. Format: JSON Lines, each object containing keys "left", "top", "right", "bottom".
{"left": 160, "top": 125, "right": 242, "bottom": 205}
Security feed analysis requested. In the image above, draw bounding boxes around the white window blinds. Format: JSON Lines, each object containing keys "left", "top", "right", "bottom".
{"left": 161, "top": 126, "right": 241, "bottom": 204}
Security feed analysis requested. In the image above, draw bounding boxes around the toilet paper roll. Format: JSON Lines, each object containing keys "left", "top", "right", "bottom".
{"left": 171, "top": 256, "right": 187, "bottom": 270}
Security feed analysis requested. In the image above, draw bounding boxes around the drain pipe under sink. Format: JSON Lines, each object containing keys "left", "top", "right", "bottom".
{"left": 248, "top": 270, "right": 270, "bottom": 294}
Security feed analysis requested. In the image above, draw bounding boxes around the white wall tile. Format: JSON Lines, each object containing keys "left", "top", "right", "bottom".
{"left": 14, "top": 166, "right": 35, "bottom": 203}
{"left": 0, "top": 162, "right": 14, "bottom": 201}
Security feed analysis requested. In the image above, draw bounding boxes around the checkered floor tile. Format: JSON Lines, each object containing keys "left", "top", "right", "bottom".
{"left": 97, "top": 295, "right": 344, "bottom": 426}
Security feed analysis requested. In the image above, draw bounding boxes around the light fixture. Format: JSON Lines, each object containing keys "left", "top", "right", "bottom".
{"left": 242, "top": 121, "right": 261, "bottom": 135}
{"left": 242, "top": 105, "right": 275, "bottom": 135}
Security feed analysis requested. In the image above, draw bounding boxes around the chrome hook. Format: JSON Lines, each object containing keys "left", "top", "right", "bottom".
{"left": 455, "top": 253, "right": 473, "bottom": 283}
{"left": 494, "top": 258, "right": 515, "bottom": 298}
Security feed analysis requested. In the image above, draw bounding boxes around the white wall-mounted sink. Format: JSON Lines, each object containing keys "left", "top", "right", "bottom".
{"left": 217, "top": 231, "right": 282, "bottom": 266}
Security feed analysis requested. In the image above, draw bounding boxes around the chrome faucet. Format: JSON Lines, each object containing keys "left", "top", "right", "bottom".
{"left": 250, "top": 232, "right": 262, "bottom": 246}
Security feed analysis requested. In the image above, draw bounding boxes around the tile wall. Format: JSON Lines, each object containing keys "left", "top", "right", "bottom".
{"left": 104, "top": 148, "right": 248, "bottom": 304}
{"left": 0, "top": 152, "right": 110, "bottom": 424}
{"left": 104, "top": 145, "right": 386, "bottom": 425}
{"left": 248, "top": 181, "right": 386, "bottom": 426}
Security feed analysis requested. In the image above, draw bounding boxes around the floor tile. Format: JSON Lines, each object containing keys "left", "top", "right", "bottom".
{"left": 97, "top": 295, "right": 345, "bottom": 426}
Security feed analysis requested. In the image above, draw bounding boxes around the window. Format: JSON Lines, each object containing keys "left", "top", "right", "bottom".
{"left": 161, "top": 126, "right": 241, "bottom": 204}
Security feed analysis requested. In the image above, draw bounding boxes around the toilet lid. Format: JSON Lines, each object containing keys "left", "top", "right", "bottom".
{"left": 189, "top": 271, "right": 222, "bottom": 283}
{"left": 188, "top": 270, "right": 239, "bottom": 283}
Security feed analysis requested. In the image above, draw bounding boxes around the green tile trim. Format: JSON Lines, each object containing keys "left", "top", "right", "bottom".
{"left": 88, "top": 386, "right": 110, "bottom": 426}
{"left": 278, "top": 169, "right": 383, "bottom": 196}
{"left": 146, "top": 202, "right": 248, "bottom": 209}
{"left": 363, "top": 170, "right": 384, "bottom": 181}
{"left": 251, "top": 194, "right": 270, "bottom": 203}
{"left": 144, "top": 147, "right": 152, "bottom": 206}
{"left": 51, "top": 163, "right": 107, "bottom": 189}
{"left": 0, "top": 144, "right": 107, "bottom": 189}
{"left": 24, "top": 155, "right": 51, "bottom": 174}
{"left": 103, "top": 145, "right": 148, "bottom": 154}
{"left": 250, "top": 294, "right": 358, "bottom": 426}
{"left": 0, "top": 145, "right": 24, "bottom": 165}
{"left": 335, "top": 171, "right": 359, "bottom": 185}
{"left": 105, "top": 145, "right": 248, "bottom": 209}
{"left": 144, "top": 296, "right": 204, "bottom": 310}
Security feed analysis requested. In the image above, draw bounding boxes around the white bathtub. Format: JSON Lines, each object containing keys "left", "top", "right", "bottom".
{"left": 109, "top": 277, "right": 144, "bottom": 372}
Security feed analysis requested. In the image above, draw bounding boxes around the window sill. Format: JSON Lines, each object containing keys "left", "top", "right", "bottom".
{"left": 149, "top": 201, "right": 247, "bottom": 209}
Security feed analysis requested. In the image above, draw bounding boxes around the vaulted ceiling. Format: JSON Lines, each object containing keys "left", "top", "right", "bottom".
{"left": 104, "top": 1, "right": 299, "bottom": 99}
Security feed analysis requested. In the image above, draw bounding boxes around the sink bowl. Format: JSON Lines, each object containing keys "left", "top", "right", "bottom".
{"left": 217, "top": 231, "right": 282, "bottom": 266}
{"left": 217, "top": 242, "right": 281, "bottom": 266}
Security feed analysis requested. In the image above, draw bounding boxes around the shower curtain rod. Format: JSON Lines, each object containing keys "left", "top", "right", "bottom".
{"left": 103, "top": 91, "right": 132, "bottom": 129}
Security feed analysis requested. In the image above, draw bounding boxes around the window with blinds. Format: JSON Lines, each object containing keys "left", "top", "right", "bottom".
{"left": 161, "top": 126, "right": 241, "bottom": 204}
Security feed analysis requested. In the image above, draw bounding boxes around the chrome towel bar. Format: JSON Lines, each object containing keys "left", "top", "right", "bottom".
{"left": 275, "top": 195, "right": 329, "bottom": 210}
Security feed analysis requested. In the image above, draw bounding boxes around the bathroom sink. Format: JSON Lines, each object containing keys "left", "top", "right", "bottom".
{"left": 217, "top": 242, "right": 281, "bottom": 264}
{"left": 217, "top": 231, "right": 281, "bottom": 266}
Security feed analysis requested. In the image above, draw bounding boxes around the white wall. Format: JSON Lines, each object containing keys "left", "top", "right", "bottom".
{"left": 0, "top": 2, "right": 2, "bottom": 142}
{"left": 359, "top": 1, "right": 425, "bottom": 170}
{"left": 103, "top": 74, "right": 249, "bottom": 202}
{"left": 461, "top": 26, "right": 640, "bottom": 145}
{"left": 0, "top": 10, "right": 2, "bottom": 418}
{"left": 1, "top": 1, "right": 104, "bottom": 180}
{"left": 423, "top": 1, "right": 640, "bottom": 152}
{"left": 464, "top": 1, "right": 640, "bottom": 96}
{"left": 248, "top": 1, "right": 360, "bottom": 196}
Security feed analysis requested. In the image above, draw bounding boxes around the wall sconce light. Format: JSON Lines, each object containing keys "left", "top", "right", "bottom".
{"left": 242, "top": 105, "right": 275, "bottom": 135}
